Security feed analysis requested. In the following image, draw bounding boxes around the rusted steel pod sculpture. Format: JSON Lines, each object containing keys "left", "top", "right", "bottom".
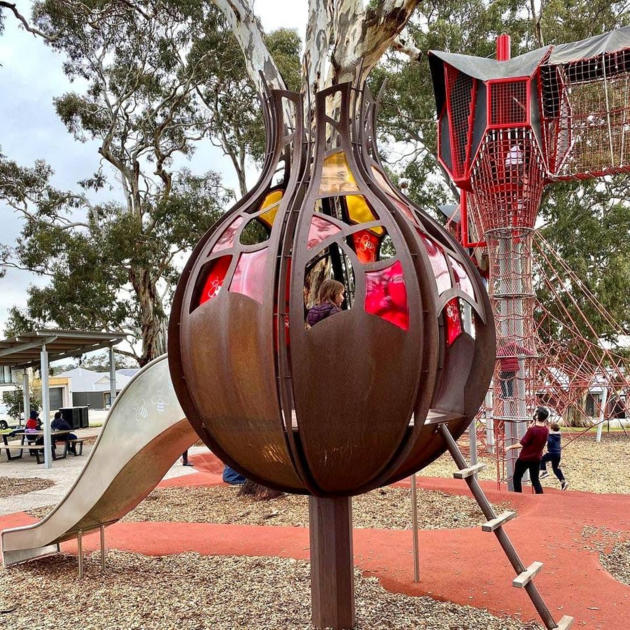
{"left": 168, "top": 80, "right": 495, "bottom": 497}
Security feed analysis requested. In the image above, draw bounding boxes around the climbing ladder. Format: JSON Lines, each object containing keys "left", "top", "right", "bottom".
{"left": 438, "top": 424, "right": 573, "bottom": 630}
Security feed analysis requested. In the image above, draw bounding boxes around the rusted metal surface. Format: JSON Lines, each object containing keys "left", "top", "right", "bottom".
{"left": 168, "top": 81, "right": 495, "bottom": 497}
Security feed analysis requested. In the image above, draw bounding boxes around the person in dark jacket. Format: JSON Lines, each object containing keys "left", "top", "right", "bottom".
{"left": 306, "top": 279, "right": 345, "bottom": 327}
{"left": 51, "top": 411, "right": 78, "bottom": 454}
{"left": 505, "top": 406, "right": 549, "bottom": 493}
{"left": 539, "top": 422, "right": 568, "bottom": 490}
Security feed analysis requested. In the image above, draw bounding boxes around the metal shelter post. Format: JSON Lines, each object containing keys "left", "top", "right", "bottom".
{"left": 22, "top": 368, "right": 30, "bottom": 427}
{"left": 109, "top": 346, "right": 116, "bottom": 408}
{"left": 40, "top": 345, "right": 51, "bottom": 469}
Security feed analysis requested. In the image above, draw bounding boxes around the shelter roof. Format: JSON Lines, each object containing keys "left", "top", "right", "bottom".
{"left": 0, "top": 329, "right": 125, "bottom": 369}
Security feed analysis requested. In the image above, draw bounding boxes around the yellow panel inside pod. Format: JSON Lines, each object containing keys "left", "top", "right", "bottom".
{"left": 258, "top": 189, "right": 284, "bottom": 227}
{"left": 346, "top": 195, "right": 384, "bottom": 235}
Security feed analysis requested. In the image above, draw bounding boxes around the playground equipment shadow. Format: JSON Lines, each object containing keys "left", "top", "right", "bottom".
{"left": 2, "top": 451, "right": 628, "bottom": 629}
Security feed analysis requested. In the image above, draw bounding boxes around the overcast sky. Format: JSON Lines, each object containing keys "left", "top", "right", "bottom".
{"left": 0, "top": 0, "right": 307, "bottom": 335}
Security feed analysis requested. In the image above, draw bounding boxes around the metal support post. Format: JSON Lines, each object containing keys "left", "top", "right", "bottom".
{"left": 77, "top": 530, "right": 84, "bottom": 579}
{"left": 309, "top": 495, "right": 355, "bottom": 629}
{"left": 100, "top": 524, "right": 106, "bottom": 571}
{"left": 22, "top": 368, "right": 30, "bottom": 427}
{"left": 40, "top": 345, "right": 52, "bottom": 469}
{"left": 109, "top": 346, "right": 117, "bottom": 409}
{"left": 411, "top": 473, "right": 420, "bottom": 582}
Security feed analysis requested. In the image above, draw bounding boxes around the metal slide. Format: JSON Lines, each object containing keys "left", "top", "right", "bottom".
{"left": 1, "top": 354, "right": 198, "bottom": 566}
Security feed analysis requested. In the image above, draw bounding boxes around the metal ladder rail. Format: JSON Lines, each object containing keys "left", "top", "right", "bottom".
{"left": 438, "top": 423, "right": 573, "bottom": 630}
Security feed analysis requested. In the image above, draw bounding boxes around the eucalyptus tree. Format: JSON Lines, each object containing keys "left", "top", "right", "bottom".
{"left": 1, "top": 0, "right": 234, "bottom": 364}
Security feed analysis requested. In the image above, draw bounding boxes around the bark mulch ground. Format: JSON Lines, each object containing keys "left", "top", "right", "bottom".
{"left": 115, "top": 485, "right": 513, "bottom": 530}
{"left": 581, "top": 525, "right": 630, "bottom": 587}
{"left": 0, "top": 477, "right": 54, "bottom": 499}
{"left": 0, "top": 551, "right": 541, "bottom": 629}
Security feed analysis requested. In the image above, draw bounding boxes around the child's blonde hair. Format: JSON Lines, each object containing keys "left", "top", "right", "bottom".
{"left": 318, "top": 279, "right": 344, "bottom": 305}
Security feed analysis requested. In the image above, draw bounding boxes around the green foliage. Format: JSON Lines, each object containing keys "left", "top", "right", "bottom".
{"left": 3, "top": 387, "right": 41, "bottom": 422}
{"left": 2, "top": 1, "right": 235, "bottom": 364}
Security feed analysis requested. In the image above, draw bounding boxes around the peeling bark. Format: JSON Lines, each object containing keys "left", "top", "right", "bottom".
{"left": 213, "top": 0, "right": 421, "bottom": 106}
{"left": 211, "top": 0, "right": 287, "bottom": 93}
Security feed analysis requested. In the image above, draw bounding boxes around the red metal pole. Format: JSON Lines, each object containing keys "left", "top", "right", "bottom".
{"left": 496, "top": 34, "right": 511, "bottom": 61}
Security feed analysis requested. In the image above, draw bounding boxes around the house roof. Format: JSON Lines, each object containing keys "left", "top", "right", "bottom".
{"left": 56, "top": 367, "right": 133, "bottom": 393}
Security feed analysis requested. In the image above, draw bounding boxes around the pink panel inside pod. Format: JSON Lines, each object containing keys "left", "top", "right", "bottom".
{"left": 213, "top": 216, "right": 245, "bottom": 253}
{"left": 365, "top": 260, "right": 409, "bottom": 330}
{"left": 448, "top": 255, "right": 475, "bottom": 299}
{"left": 198, "top": 256, "right": 232, "bottom": 306}
{"left": 229, "top": 248, "right": 268, "bottom": 304}
{"left": 419, "top": 233, "right": 451, "bottom": 294}
{"left": 307, "top": 215, "right": 341, "bottom": 249}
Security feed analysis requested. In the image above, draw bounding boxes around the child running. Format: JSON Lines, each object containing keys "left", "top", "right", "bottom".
{"left": 540, "top": 422, "right": 569, "bottom": 490}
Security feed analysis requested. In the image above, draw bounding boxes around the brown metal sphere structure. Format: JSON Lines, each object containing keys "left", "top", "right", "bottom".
{"left": 168, "top": 81, "right": 495, "bottom": 497}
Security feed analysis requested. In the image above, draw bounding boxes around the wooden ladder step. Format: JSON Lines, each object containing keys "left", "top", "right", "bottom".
{"left": 453, "top": 463, "right": 485, "bottom": 479}
{"left": 513, "top": 561, "right": 543, "bottom": 588}
{"left": 554, "top": 615, "right": 574, "bottom": 630}
{"left": 482, "top": 511, "right": 517, "bottom": 532}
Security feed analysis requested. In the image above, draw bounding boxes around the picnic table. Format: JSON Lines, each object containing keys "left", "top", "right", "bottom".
{"left": 0, "top": 430, "right": 84, "bottom": 464}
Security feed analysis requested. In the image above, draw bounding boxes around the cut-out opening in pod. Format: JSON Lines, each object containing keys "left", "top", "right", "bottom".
{"left": 448, "top": 255, "right": 475, "bottom": 299}
{"left": 418, "top": 231, "right": 452, "bottom": 294}
{"left": 192, "top": 255, "right": 232, "bottom": 311}
{"left": 370, "top": 165, "right": 418, "bottom": 225}
{"left": 304, "top": 243, "right": 355, "bottom": 327}
{"left": 314, "top": 194, "right": 383, "bottom": 235}
{"left": 319, "top": 151, "right": 359, "bottom": 195}
{"left": 240, "top": 217, "right": 271, "bottom": 245}
{"left": 347, "top": 228, "right": 395, "bottom": 264}
{"left": 442, "top": 297, "right": 476, "bottom": 346}
{"left": 229, "top": 248, "right": 268, "bottom": 304}
{"left": 255, "top": 189, "right": 284, "bottom": 228}
{"left": 212, "top": 217, "right": 244, "bottom": 254}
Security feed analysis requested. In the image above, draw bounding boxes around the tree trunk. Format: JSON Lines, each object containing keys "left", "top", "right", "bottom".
{"left": 129, "top": 266, "right": 167, "bottom": 366}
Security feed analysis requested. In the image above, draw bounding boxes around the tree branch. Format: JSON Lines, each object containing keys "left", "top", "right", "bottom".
{"left": 392, "top": 30, "right": 423, "bottom": 62}
{"left": 0, "top": 1, "right": 58, "bottom": 41}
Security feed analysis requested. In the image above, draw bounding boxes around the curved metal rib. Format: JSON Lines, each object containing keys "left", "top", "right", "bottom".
{"left": 1, "top": 354, "right": 198, "bottom": 567}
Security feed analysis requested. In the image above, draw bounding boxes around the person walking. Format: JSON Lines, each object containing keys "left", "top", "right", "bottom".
{"left": 540, "top": 422, "right": 569, "bottom": 490}
{"left": 505, "top": 406, "right": 550, "bottom": 494}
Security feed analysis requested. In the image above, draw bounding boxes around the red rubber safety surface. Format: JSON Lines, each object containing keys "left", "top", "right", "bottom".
{"left": 3, "top": 452, "right": 629, "bottom": 630}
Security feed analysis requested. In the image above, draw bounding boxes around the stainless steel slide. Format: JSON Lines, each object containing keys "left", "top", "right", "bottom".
{"left": 1, "top": 354, "right": 198, "bottom": 566}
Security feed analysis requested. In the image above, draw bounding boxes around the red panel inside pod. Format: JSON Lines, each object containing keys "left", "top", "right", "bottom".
{"left": 351, "top": 230, "right": 380, "bottom": 264}
{"left": 364, "top": 260, "right": 409, "bottom": 330}
{"left": 444, "top": 298, "right": 463, "bottom": 346}
{"left": 198, "top": 256, "right": 232, "bottom": 306}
